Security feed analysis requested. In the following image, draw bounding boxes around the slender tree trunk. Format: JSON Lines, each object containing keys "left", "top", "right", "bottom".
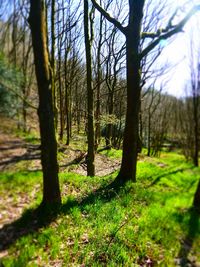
{"left": 51, "top": 0, "right": 58, "bottom": 130}
{"left": 58, "top": 48, "right": 64, "bottom": 140}
{"left": 147, "top": 112, "right": 151, "bottom": 156}
{"left": 57, "top": 9, "right": 64, "bottom": 141}
{"left": 29, "top": 0, "right": 61, "bottom": 205}
{"left": 22, "top": 80, "right": 27, "bottom": 132}
{"left": 139, "top": 105, "right": 143, "bottom": 145}
{"left": 21, "top": 23, "right": 27, "bottom": 133}
{"left": 12, "top": 0, "right": 21, "bottom": 129}
{"left": 84, "top": 0, "right": 95, "bottom": 176}
{"left": 106, "top": 92, "right": 114, "bottom": 148}
{"left": 95, "top": 12, "right": 103, "bottom": 150}
{"left": 65, "top": 83, "right": 70, "bottom": 145}
{"left": 193, "top": 97, "right": 199, "bottom": 166}
{"left": 64, "top": 47, "right": 70, "bottom": 145}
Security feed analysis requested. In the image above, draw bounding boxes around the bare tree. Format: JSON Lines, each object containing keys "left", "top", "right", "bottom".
{"left": 189, "top": 46, "right": 200, "bottom": 167}
{"left": 29, "top": 0, "right": 61, "bottom": 205}
{"left": 84, "top": 0, "right": 95, "bottom": 176}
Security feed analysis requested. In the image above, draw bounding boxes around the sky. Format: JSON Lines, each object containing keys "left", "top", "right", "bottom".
{"left": 154, "top": 1, "right": 200, "bottom": 97}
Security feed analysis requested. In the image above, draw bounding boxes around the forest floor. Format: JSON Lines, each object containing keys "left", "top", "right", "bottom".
{"left": 0, "top": 117, "right": 120, "bottom": 176}
{"left": 0, "top": 117, "right": 200, "bottom": 266}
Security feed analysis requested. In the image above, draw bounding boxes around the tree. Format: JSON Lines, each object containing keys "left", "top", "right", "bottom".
{"left": 193, "top": 180, "right": 200, "bottom": 211}
{"left": 50, "top": 0, "right": 58, "bottom": 130}
{"left": 142, "top": 86, "right": 162, "bottom": 156}
{"left": 84, "top": 0, "right": 95, "bottom": 176}
{"left": 29, "top": 0, "right": 61, "bottom": 205}
{"left": 189, "top": 47, "right": 200, "bottom": 167}
{"left": 187, "top": 34, "right": 200, "bottom": 210}
{"left": 178, "top": 36, "right": 200, "bottom": 167}
{"left": 55, "top": 0, "right": 82, "bottom": 143}
{"left": 91, "top": 0, "right": 200, "bottom": 183}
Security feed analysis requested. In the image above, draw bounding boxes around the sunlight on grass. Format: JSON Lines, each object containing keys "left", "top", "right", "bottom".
{"left": 0, "top": 152, "right": 200, "bottom": 266}
{"left": 99, "top": 148, "right": 122, "bottom": 159}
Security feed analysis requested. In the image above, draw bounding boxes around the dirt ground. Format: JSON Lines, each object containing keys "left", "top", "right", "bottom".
{"left": 0, "top": 119, "right": 120, "bottom": 175}
{"left": 0, "top": 115, "right": 122, "bottom": 175}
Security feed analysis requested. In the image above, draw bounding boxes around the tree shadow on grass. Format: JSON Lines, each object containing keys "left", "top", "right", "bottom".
{"left": 0, "top": 178, "right": 126, "bottom": 252}
{"left": 148, "top": 167, "right": 194, "bottom": 187}
{"left": 176, "top": 208, "right": 200, "bottom": 266}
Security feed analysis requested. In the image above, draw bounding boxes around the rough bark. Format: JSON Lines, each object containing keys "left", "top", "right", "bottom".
{"left": 29, "top": 0, "right": 61, "bottom": 205}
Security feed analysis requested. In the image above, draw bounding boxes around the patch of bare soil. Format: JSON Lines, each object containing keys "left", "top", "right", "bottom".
{"left": 58, "top": 146, "right": 120, "bottom": 176}
{"left": 72, "top": 153, "right": 120, "bottom": 176}
{"left": 0, "top": 117, "right": 40, "bottom": 172}
{"left": 0, "top": 117, "right": 120, "bottom": 175}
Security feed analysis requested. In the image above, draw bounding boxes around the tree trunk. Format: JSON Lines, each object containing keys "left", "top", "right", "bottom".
{"left": 29, "top": 0, "right": 61, "bottom": 205}
{"left": 116, "top": 1, "right": 144, "bottom": 183}
{"left": 193, "top": 97, "right": 199, "bottom": 167}
{"left": 84, "top": 0, "right": 95, "bottom": 176}
{"left": 147, "top": 112, "right": 151, "bottom": 156}
{"left": 95, "top": 15, "right": 103, "bottom": 150}
{"left": 106, "top": 92, "right": 114, "bottom": 148}
{"left": 65, "top": 82, "right": 70, "bottom": 145}
{"left": 58, "top": 45, "right": 64, "bottom": 141}
{"left": 51, "top": 0, "right": 58, "bottom": 131}
{"left": 193, "top": 179, "right": 200, "bottom": 210}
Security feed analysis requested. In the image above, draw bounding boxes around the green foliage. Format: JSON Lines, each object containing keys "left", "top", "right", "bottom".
{"left": 0, "top": 52, "right": 22, "bottom": 117}
{"left": 1, "top": 153, "right": 200, "bottom": 266}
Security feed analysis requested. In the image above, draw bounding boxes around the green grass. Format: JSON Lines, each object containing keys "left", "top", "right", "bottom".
{"left": 15, "top": 129, "right": 40, "bottom": 144}
{"left": 99, "top": 148, "right": 122, "bottom": 159}
{"left": 0, "top": 152, "right": 200, "bottom": 266}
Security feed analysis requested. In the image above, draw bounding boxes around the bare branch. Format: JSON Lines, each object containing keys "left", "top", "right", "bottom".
{"left": 90, "top": 0, "right": 126, "bottom": 34}
{"left": 141, "top": 5, "right": 200, "bottom": 59}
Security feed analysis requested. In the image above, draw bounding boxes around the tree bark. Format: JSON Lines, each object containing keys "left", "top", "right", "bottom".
{"left": 193, "top": 179, "right": 200, "bottom": 210}
{"left": 84, "top": 0, "right": 95, "bottom": 176}
{"left": 29, "top": 0, "right": 61, "bottom": 205}
{"left": 116, "top": 0, "right": 144, "bottom": 182}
